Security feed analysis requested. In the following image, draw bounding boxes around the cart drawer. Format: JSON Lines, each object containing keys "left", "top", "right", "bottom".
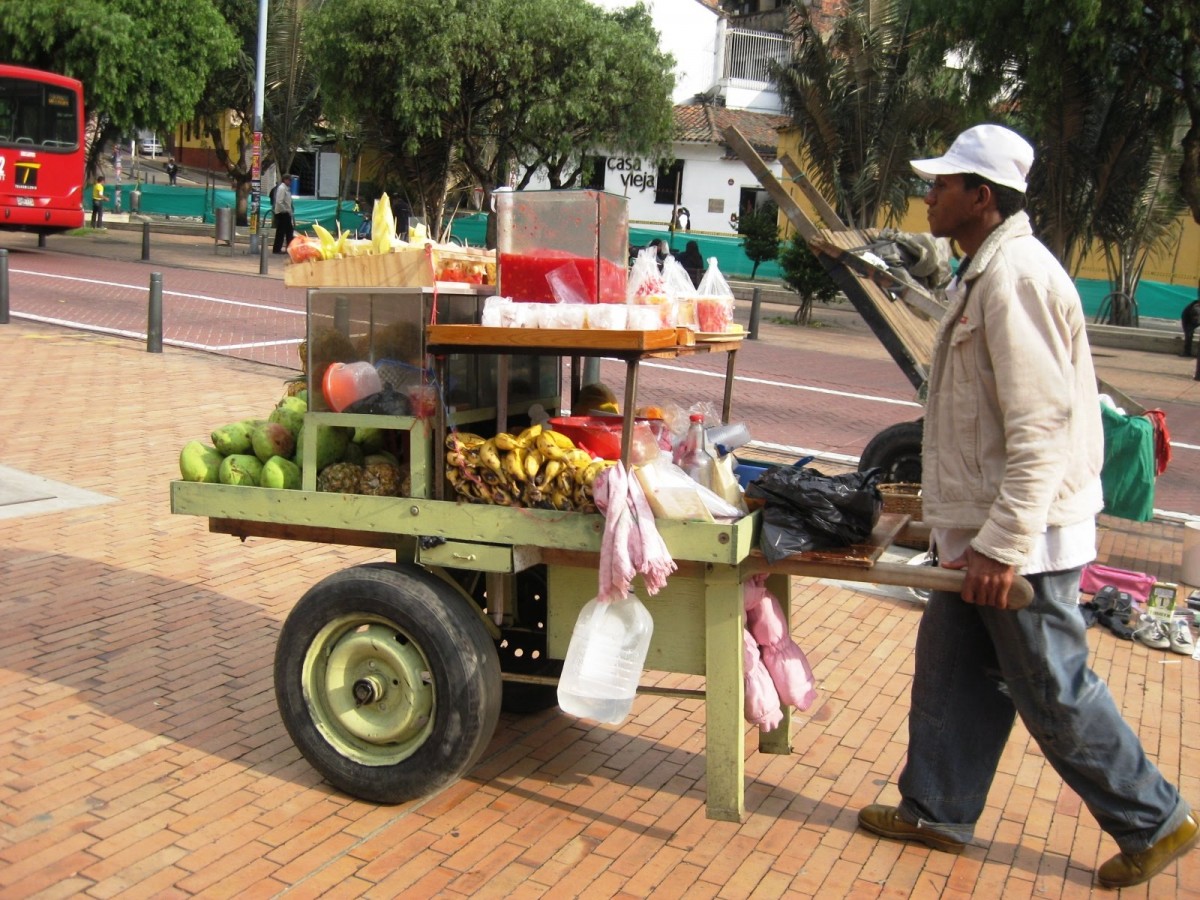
{"left": 418, "top": 540, "right": 539, "bottom": 573}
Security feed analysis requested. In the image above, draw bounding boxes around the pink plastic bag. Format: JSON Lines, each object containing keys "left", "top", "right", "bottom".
{"left": 1078, "top": 563, "right": 1157, "bottom": 603}
{"left": 744, "top": 574, "right": 818, "bottom": 711}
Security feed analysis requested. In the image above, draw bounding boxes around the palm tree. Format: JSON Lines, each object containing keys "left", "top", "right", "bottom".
{"left": 773, "top": 0, "right": 961, "bottom": 228}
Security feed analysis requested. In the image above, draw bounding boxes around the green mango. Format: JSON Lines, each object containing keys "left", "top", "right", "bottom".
{"left": 218, "top": 454, "right": 263, "bottom": 486}
{"left": 179, "top": 440, "right": 223, "bottom": 483}
{"left": 251, "top": 422, "right": 296, "bottom": 462}
{"left": 353, "top": 426, "right": 385, "bottom": 454}
{"left": 343, "top": 441, "right": 366, "bottom": 466}
{"left": 294, "top": 423, "right": 351, "bottom": 470}
{"left": 268, "top": 406, "right": 305, "bottom": 438}
{"left": 278, "top": 396, "right": 308, "bottom": 415}
{"left": 260, "top": 456, "right": 301, "bottom": 489}
{"left": 211, "top": 422, "right": 252, "bottom": 455}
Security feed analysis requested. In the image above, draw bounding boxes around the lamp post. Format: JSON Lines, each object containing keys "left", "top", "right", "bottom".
{"left": 249, "top": 0, "right": 268, "bottom": 254}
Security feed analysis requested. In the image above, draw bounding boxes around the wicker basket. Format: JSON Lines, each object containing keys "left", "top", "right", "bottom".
{"left": 879, "top": 482, "right": 926, "bottom": 549}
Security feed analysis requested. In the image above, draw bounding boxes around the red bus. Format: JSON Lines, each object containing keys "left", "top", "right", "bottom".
{"left": 0, "top": 64, "right": 86, "bottom": 234}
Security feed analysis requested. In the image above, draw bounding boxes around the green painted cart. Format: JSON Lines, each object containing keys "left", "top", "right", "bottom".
{"left": 171, "top": 286, "right": 1026, "bottom": 822}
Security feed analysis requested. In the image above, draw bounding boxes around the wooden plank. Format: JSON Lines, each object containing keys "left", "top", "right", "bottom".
{"left": 425, "top": 324, "right": 678, "bottom": 352}
{"left": 778, "top": 153, "right": 846, "bottom": 230}
{"left": 722, "top": 125, "right": 823, "bottom": 242}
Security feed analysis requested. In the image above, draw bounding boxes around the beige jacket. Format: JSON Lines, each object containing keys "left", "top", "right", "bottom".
{"left": 921, "top": 212, "right": 1104, "bottom": 567}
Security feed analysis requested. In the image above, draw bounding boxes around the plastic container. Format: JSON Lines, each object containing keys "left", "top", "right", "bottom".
{"left": 557, "top": 593, "right": 655, "bottom": 724}
{"left": 322, "top": 361, "right": 382, "bottom": 412}
{"left": 549, "top": 415, "right": 659, "bottom": 462}
{"left": 673, "top": 413, "right": 714, "bottom": 490}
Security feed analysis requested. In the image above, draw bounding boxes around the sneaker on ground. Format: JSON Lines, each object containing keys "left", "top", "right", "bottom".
{"left": 1134, "top": 616, "right": 1171, "bottom": 651}
{"left": 1168, "top": 617, "right": 1195, "bottom": 655}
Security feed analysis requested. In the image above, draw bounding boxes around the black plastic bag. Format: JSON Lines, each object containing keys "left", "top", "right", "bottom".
{"left": 746, "top": 466, "right": 883, "bottom": 562}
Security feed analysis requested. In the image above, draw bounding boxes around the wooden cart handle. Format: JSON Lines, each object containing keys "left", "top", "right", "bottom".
{"left": 748, "top": 556, "right": 1035, "bottom": 610}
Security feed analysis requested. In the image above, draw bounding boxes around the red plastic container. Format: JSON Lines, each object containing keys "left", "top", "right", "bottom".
{"left": 549, "top": 416, "right": 664, "bottom": 461}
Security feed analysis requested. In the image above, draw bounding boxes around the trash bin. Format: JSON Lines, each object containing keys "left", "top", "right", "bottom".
{"left": 290, "top": 174, "right": 300, "bottom": 195}
{"left": 130, "top": 189, "right": 140, "bottom": 214}
{"left": 214, "top": 206, "right": 235, "bottom": 254}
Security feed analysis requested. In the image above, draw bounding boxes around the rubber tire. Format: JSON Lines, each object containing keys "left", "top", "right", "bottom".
{"left": 274, "top": 563, "right": 502, "bottom": 804}
{"left": 858, "top": 419, "right": 924, "bottom": 485}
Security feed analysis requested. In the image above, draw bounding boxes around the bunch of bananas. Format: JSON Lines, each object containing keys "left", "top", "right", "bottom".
{"left": 445, "top": 424, "right": 615, "bottom": 511}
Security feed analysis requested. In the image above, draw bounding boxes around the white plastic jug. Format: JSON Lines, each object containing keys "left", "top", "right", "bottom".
{"left": 557, "top": 593, "right": 654, "bottom": 725}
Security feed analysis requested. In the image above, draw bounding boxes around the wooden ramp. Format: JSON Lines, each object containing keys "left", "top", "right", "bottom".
{"left": 723, "top": 125, "right": 944, "bottom": 391}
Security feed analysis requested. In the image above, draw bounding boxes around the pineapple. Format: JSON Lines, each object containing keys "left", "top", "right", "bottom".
{"left": 317, "top": 462, "right": 363, "bottom": 493}
{"left": 360, "top": 461, "right": 402, "bottom": 497}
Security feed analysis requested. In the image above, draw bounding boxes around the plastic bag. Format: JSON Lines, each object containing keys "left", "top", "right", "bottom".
{"left": 746, "top": 466, "right": 883, "bottom": 562}
{"left": 660, "top": 256, "right": 696, "bottom": 327}
{"left": 695, "top": 258, "right": 734, "bottom": 333}
{"left": 626, "top": 247, "right": 665, "bottom": 303}
{"left": 635, "top": 456, "right": 743, "bottom": 521}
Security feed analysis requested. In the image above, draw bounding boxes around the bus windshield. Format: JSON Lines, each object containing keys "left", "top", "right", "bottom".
{"left": 0, "top": 75, "right": 80, "bottom": 151}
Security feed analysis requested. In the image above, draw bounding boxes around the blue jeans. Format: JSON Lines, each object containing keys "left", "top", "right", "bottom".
{"left": 897, "top": 568, "right": 1189, "bottom": 854}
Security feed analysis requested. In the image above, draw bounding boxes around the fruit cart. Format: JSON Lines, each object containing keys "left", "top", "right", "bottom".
{"left": 170, "top": 276, "right": 1036, "bottom": 823}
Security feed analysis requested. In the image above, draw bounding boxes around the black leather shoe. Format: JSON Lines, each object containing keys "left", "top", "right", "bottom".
{"left": 1097, "top": 812, "right": 1198, "bottom": 888}
{"left": 857, "top": 804, "right": 966, "bottom": 853}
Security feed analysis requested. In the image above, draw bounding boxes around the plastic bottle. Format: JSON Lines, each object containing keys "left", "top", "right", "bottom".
{"left": 673, "top": 413, "right": 714, "bottom": 490}
{"left": 557, "top": 593, "right": 655, "bottom": 724}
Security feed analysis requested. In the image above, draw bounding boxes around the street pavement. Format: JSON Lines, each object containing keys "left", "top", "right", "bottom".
{"left": 0, "top": 222, "right": 1199, "bottom": 897}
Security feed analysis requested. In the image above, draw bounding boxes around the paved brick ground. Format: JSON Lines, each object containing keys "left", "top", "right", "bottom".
{"left": 0, "top": 226, "right": 1199, "bottom": 897}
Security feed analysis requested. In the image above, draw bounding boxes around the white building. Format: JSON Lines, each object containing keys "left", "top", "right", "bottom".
{"left": 531, "top": 0, "right": 796, "bottom": 234}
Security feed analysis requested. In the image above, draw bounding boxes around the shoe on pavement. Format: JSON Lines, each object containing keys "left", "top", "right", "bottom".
{"left": 1134, "top": 616, "right": 1171, "bottom": 650}
{"left": 1168, "top": 617, "right": 1195, "bottom": 655}
{"left": 1097, "top": 812, "right": 1199, "bottom": 888}
{"left": 857, "top": 804, "right": 966, "bottom": 854}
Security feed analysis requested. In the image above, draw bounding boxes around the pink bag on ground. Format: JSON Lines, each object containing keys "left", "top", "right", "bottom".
{"left": 1078, "top": 563, "right": 1157, "bottom": 603}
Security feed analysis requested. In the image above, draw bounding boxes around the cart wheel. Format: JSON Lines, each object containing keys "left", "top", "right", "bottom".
{"left": 858, "top": 419, "right": 924, "bottom": 484}
{"left": 274, "top": 563, "right": 501, "bottom": 804}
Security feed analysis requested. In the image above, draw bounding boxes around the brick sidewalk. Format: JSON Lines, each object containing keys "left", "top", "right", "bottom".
{"left": 1, "top": 315, "right": 1198, "bottom": 897}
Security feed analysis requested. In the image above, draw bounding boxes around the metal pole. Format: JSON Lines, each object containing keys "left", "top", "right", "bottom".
{"left": 260, "top": 227, "right": 269, "bottom": 275}
{"left": 248, "top": 0, "right": 268, "bottom": 254}
{"left": 0, "top": 249, "right": 9, "bottom": 324}
{"left": 141, "top": 221, "right": 151, "bottom": 261}
{"left": 147, "top": 273, "right": 163, "bottom": 353}
{"left": 748, "top": 287, "right": 762, "bottom": 340}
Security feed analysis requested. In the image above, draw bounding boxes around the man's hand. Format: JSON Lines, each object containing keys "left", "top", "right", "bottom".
{"left": 942, "top": 546, "right": 1016, "bottom": 609}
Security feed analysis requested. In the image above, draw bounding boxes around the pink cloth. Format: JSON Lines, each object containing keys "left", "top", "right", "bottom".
{"left": 743, "top": 629, "right": 783, "bottom": 731}
{"left": 594, "top": 463, "right": 676, "bottom": 602}
{"left": 744, "top": 574, "right": 817, "bottom": 711}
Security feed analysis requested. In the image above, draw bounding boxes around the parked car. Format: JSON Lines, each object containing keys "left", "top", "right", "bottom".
{"left": 139, "top": 136, "right": 163, "bottom": 157}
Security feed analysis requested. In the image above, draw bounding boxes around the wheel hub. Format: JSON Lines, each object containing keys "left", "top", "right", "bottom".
{"left": 306, "top": 621, "right": 434, "bottom": 751}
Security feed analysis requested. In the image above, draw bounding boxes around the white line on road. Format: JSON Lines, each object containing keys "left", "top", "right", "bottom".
{"left": 11, "top": 268, "right": 304, "bottom": 316}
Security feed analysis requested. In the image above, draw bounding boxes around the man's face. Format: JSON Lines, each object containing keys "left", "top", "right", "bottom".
{"left": 923, "top": 174, "right": 982, "bottom": 241}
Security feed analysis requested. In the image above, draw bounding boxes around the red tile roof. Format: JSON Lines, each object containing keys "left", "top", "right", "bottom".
{"left": 674, "top": 104, "right": 790, "bottom": 159}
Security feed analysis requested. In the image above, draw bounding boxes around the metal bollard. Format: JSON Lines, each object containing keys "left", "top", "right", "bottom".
{"left": 260, "top": 228, "right": 269, "bottom": 275}
{"left": 147, "top": 272, "right": 162, "bottom": 353}
{"left": 748, "top": 287, "right": 762, "bottom": 340}
{"left": 0, "top": 248, "right": 8, "bottom": 324}
{"left": 141, "top": 221, "right": 151, "bottom": 261}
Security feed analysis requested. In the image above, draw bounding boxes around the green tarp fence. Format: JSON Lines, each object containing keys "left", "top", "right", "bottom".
{"left": 85, "top": 187, "right": 1193, "bottom": 319}
{"left": 88, "top": 182, "right": 365, "bottom": 235}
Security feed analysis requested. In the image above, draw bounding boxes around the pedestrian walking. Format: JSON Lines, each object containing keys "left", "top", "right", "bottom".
{"left": 271, "top": 176, "right": 294, "bottom": 255}
{"left": 856, "top": 123, "right": 1197, "bottom": 889}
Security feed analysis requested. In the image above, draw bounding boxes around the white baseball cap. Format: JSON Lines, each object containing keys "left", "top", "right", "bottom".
{"left": 910, "top": 124, "right": 1035, "bottom": 193}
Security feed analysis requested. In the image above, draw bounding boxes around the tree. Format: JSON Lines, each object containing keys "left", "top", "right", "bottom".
{"left": 774, "top": 0, "right": 962, "bottom": 228}
{"left": 909, "top": 0, "right": 1200, "bottom": 243}
{"left": 0, "top": 0, "right": 237, "bottom": 178}
{"left": 307, "top": 0, "right": 674, "bottom": 241}
{"left": 739, "top": 202, "right": 782, "bottom": 280}
{"left": 779, "top": 234, "right": 839, "bottom": 325}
